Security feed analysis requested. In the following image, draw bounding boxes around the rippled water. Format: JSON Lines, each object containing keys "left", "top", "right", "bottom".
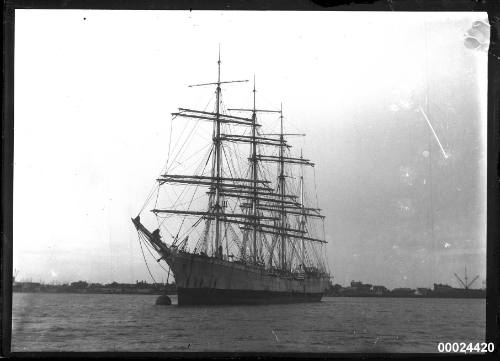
{"left": 12, "top": 293, "right": 485, "bottom": 353}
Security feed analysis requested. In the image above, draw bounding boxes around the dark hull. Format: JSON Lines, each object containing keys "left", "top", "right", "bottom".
{"left": 177, "top": 287, "right": 323, "bottom": 305}
{"left": 131, "top": 216, "right": 330, "bottom": 306}
{"left": 166, "top": 251, "right": 329, "bottom": 305}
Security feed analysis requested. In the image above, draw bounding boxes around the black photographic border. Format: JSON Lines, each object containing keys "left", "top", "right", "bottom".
{"left": 2, "top": 0, "right": 499, "bottom": 359}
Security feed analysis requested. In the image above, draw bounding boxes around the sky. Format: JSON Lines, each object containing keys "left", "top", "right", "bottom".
{"left": 14, "top": 10, "right": 488, "bottom": 289}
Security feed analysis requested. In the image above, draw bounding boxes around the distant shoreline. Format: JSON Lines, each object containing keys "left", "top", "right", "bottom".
{"left": 13, "top": 290, "right": 176, "bottom": 295}
{"left": 12, "top": 279, "right": 485, "bottom": 300}
{"left": 13, "top": 290, "right": 484, "bottom": 299}
{"left": 12, "top": 280, "right": 176, "bottom": 296}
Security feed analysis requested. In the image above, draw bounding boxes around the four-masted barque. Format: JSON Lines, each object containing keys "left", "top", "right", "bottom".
{"left": 132, "top": 52, "right": 330, "bottom": 305}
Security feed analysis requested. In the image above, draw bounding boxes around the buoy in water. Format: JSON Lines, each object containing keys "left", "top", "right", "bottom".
{"left": 155, "top": 295, "right": 172, "bottom": 305}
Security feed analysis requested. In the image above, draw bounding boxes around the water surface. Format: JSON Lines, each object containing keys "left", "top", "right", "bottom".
{"left": 12, "top": 293, "right": 485, "bottom": 352}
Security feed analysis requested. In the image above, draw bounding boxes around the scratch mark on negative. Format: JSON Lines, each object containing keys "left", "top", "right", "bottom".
{"left": 271, "top": 329, "right": 279, "bottom": 342}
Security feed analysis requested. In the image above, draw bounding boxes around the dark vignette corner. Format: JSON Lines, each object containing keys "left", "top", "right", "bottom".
{"left": 2, "top": 3, "right": 15, "bottom": 359}
{"left": 1, "top": 0, "right": 500, "bottom": 359}
{"left": 486, "top": 7, "right": 500, "bottom": 354}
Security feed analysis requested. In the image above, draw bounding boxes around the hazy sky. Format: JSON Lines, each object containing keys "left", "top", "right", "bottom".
{"left": 14, "top": 10, "right": 487, "bottom": 288}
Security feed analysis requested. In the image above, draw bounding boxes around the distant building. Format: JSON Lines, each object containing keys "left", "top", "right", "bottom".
{"left": 18, "top": 282, "right": 41, "bottom": 292}
{"left": 372, "top": 285, "right": 388, "bottom": 295}
{"left": 416, "top": 287, "right": 432, "bottom": 296}
{"left": 325, "top": 283, "right": 342, "bottom": 295}
{"left": 337, "top": 281, "right": 374, "bottom": 296}
{"left": 433, "top": 283, "right": 453, "bottom": 291}
{"left": 70, "top": 281, "right": 88, "bottom": 289}
{"left": 350, "top": 281, "right": 372, "bottom": 292}
{"left": 390, "top": 287, "right": 415, "bottom": 296}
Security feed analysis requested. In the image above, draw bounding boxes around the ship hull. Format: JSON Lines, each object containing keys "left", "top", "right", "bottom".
{"left": 177, "top": 287, "right": 323, "bottom": 305}
{"left": 165, "top": 250, "right": 329, "bottom": 306}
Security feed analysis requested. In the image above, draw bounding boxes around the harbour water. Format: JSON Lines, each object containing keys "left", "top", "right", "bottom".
{"left": 12, "top": 293, "right": 485, "bottom": 353}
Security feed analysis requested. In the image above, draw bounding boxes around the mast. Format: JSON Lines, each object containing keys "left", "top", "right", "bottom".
{"left": 251, "top": 75, "right": 258, "bottom": 264}
{"left": 129, "top": 54, "right": 339, "bottom": 278}
{"left": 279, "top": 103, "right": 286, "bottom": 270}
{"left": 300, "top": 149, "right": 305, "bottom": 269}
{"left": 214, "top": 47, "right": 222, "bottom": 258}
{"left": 150, "top": 54, "right": 327, "bottom": 269}
{"left": 227, "top": 81, "right": 283, "bottom": 265}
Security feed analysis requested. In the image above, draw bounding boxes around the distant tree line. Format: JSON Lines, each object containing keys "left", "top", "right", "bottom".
{"left": 13, "top": 280, "right": 177, "bottom": 295}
